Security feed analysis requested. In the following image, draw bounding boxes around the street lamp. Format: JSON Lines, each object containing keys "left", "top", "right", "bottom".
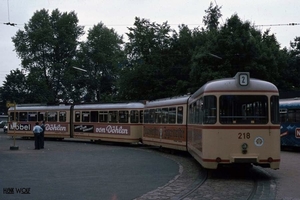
{"left": 72, "top": 66, "right": 87, "bottom": 72}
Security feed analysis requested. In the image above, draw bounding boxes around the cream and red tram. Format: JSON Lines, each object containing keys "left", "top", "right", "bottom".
{"left": 7, "top": 104, "right": 71, "bottom": 138}
{"left": 187, "top": 72, "right": 281, "bottom": 169}
{"left": 143, "top": 96, "right": 189, "bottom": 151}
{"left": 72, "top": 103, "right": 144, "bottom": 143}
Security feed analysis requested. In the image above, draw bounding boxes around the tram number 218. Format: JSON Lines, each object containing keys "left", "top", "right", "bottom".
{"left": 238, "top": 132, "right": 250, "bottom": 139}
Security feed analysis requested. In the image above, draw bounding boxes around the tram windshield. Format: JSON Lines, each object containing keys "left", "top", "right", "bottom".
{"left": 219, "top": 95, "right": 268, "bottom": 124}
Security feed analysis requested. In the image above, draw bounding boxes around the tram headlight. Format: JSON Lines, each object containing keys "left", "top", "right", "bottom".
{"left": 241, "top": 143, "right": 248, "bottom": 154}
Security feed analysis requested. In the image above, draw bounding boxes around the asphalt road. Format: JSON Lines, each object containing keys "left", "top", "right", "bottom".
{"left": 0, "top": 134, "right": 180, "bottom": 200}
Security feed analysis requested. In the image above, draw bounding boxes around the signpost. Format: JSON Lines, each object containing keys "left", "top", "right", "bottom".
{"left": 6, "top": 101, "right": 19, "bottom": 150}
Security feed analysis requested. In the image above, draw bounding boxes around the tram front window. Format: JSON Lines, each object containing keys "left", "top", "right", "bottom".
{"left": 219, "top": 95, "right": 268, "bottom": 124}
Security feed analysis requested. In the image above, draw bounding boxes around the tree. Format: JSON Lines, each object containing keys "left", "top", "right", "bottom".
{"left": 77, "top": 22, "right": 124, "bottom": 102}
{"left": 190, "top": 13, "right": 287, "bottom": 91}
{"left": 203, "top": 2, "right": 222, "bottom": 31}
{"left": 119, "top": 17, "right": 178, "bottom": 100}
{"left": 0, "top": 69, "right": 32, "bottom": 104}
{"left": 284, "top": 37, "right": 300, "bottom": 90}
{"left": 12, "top": 9, "right": 84, "bottom": 103}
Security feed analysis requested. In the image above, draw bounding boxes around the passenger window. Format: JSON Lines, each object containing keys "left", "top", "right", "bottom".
{"left": 177, "top": 106, "right": 183, "bottom": 124}
{"left": 82, "top": 111, "right": 90, "bottom": 122}
{"left": 130, "top": 110, "right": 139, "bottom": 123}
{"left": 48, "top": 111, "right": 58, "bottom": 122}
{"left": 144, "top": 110, "right": 149, "bottom": 123}
{"left": 169, "top": 107, "right": 176, "bottom": 124}
{"left": 108, "top": 111, "right": 118, "bottom": 123}
{"left": 119, "top": 111, "right": 128, "bottom": 123}
{"left": 139, "top": 110, "right": 144, "bottom": 123}
{"left": 75, "top": 111, "right": 80, "bottom": 122}
{"left": 38, "top": 112, "right": 47, "bottom": 122}
{"left": 28, "top": 112, "right": 38, "bottom": 121}
{"left": 99, "top": 111, "right": 108, "bottom": 122}
{"left": 91, "top": 111, "right": 98, "bottom": 122}
{"left": 59, "top": 111, "right": 66, "bottom": 122}
{"left": 155, "top": 108, "right": 162, "bottom": 123}
{"left": 162, "top": 108, "right": 168, "bottom": 123}
{"left": 19, "top": 112, "right": 28, "bottom": 121}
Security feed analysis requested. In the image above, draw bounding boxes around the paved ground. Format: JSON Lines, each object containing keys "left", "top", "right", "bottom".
{"left": 0, "top": 134, "right": 182, "bottom": 200}
{"left": 1, "top": 132, "right": 300, "bottom": 200}
{"left": 266, "top": 148, "right": 300, "bottom": 200}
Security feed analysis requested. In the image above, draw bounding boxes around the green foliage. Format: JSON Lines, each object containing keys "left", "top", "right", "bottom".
{"left": 77, "top": 22, "right": 124, "bottom": 102}
{"left": 11, "top": 9, "right": 84, "bottom": 103}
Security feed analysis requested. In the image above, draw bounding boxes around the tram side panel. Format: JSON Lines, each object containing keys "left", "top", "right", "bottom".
{"left": 142, "top": 97, "right": 189, "bottom": 151}
{"left": 279, "top": 99, "right": 300, "bottom": 147}
{"left": 72, "top": 104, "right": 144, "bottom": 144}
{"left": 7, "top": 105, "right": 71, "bottom": 139}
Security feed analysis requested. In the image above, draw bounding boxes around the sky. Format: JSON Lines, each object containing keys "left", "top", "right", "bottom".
{"left": 0, "top": 0, "right": 299, "bottom": 86}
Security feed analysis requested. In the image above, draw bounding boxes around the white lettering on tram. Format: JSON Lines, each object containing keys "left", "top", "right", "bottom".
{"left": 96, "top": 125, "right": 129, "bottom": 135}
{"left": 10, "top": 124, "right": 31, "bottom": 131}
{"left": 45, "top": 124, "right": 67, "bottom": 131}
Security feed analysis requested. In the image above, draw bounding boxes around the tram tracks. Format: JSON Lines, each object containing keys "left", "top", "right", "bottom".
{"left": 136, "top": 148, "right": 276, "bottom": 200}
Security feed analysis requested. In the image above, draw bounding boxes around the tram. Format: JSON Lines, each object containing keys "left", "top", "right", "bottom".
{"left": 7, "top": 104, "right": 72, "bottom": 138}
{"left": 6, "top": 72, "right": 281, "bottom": 169}
{"left": 72, "top": 103, "right": 144, "bottom": 143}
{"left": 279, "top": 98, "right": 300, "bottom": 147}
{"left": 187, "top": 72, "right": 280, "bottom": 169}
{"left": 7, "top": 102, "right": 145, "bottom": 143}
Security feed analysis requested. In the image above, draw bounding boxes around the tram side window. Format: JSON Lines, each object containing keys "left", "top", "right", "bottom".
{"left": 108, "top": 111, "right": 118, "bottom": 123}
{"left": 82, "top": 111, "right": 90, "bottom": 122}
{"left": 48, "top": 111, "right": 57, "bottom": 122}
{"left": 296, "top": 110, "right": 300, "bottom": 122}
{"left": 169, "top": 107, "right": 176, "bottom": 124}
{"left": 119, "top": 111, "right": 129, "bottom": 123}
{"left": 99, "top": 111, "right": 108, "bottom": 122}
{"left": 75, "top": 111, "right": 80, "bottom": 122}
{"left": 287, "top": 110, "right": 300, "bottom": 122}
{"left": 130, "top": 110, "right": 139, "bottom": 123}
{"left": 38, "top": 112, "right": 47, "bottom": 122}
{"left": 144, "top": 110, "right": 149, "bottom": 123}
{"left": 203, "top": 96, "right": 216, "bottom": 124}
{"left": 59, "top": 111, "right": 66, "bottom": 122}
{"left": 91, "top": 111, "right": 98, "bottom": 122}
{"left": 28, "top": 112, "right": 38, "bottom": 121}
{"left": 9, "top": 112, "right": 16, "bottom": 121}
{"left": 149, "top": 109, "right": 155, "bottom": 123}
{"left": 189, "top": 104, "right": 193, "bottom": 124}
{"left": 271, "top": 96, "right": 280, "bottom": 124}
{"left": 19, "top": 112, "right": 28, "bottom": 121}
{"left": 155, "top": 108, "right": 162, "bottom": 123}
{"left": 280, "top": 109, "right": 288, "bottom": 122}
{"left": 177, "top": 106, "right": 184, "bottom": 124}
{"left": 162, "top": 108, "right": 168, "bottom": 123}
{"left": 140, "top": 110, "right": 143, "bottom": 123}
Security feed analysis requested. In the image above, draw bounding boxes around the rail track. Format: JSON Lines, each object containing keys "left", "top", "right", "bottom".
{"left": 135, "top": 148, "right": 276, "bottom": 200}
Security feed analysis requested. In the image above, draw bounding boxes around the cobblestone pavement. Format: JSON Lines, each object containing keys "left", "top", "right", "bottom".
{"left": 136, "top": 149, "right": 300, "bottom": 200}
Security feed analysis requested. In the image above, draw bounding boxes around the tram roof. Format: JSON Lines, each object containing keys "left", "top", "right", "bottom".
{"left": 145, "top": 95, "right": 190, "bottom": 108}
{"left": 279, "top": 98, "right": 300, "bottom": 108}
{"left": 8, "top": 104, "right": 72, "bottom": 111}
{"left": 73, "top": 102, "right": 145, "bottom": 110}
{"left": 192, "top": 74, "right": 278, "bottom": 98}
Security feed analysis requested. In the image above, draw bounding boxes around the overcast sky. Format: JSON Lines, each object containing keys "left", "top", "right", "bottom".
{"left": 0, "top": 0, "right": 299, "bottom": 86}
